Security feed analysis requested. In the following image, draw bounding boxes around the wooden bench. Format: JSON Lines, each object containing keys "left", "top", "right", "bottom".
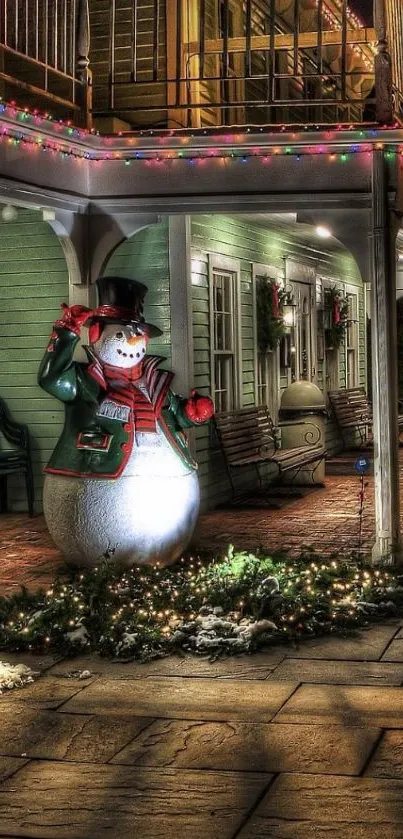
{"left": 329, "top": 387, "right": 403, "bottom": 448}
{"left": 214, "top": 405, "right": 326, "bottom": 499}
{"left": 0, "top": 397, "right": 34, "bottom": 517}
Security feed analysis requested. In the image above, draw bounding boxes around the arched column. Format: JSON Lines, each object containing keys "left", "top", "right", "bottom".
{"left": 43, "top": 208, "right": 161, "bottom": 358}
{"left": 43, "top": 207, "right": 160, "bottom": 291}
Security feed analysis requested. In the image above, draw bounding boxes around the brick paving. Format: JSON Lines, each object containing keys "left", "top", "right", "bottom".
{"left": 194, "top": 472, "right": 375, "bottom": 557}
{"left": 1, "top": 455, "right": 403, "bottom": 836}
{"left": 0, "top": 455, "right": 379, "bottom": 595}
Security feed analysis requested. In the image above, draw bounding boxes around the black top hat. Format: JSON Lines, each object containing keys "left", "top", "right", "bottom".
{"left": 89, "top": 276, "right": 162, "bottom": 338}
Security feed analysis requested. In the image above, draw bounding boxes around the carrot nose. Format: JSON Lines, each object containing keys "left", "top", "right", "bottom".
{"left": 127, "top": 335, "right": 144, "bottom": 346}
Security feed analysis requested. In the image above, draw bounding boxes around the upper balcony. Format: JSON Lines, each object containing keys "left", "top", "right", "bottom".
{"left": 0, "top": 0, "right": 401, "bottom": 132}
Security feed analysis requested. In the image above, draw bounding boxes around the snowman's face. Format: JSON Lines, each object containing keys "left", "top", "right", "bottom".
{"left": 93, "top": 323, "right": 149, "bottom": 368}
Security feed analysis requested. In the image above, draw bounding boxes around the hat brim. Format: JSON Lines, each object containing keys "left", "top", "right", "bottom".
{"left": 88, "top": 314, "right": 163, "bottom": 339}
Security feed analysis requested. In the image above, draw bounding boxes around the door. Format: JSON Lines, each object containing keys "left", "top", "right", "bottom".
{"left": 288, "top": 280, "right": 314, "bottom": 382}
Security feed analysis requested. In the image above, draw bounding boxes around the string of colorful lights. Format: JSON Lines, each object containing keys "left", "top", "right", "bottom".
{"left": 0, "top": 98, "right": 403, "bottom": 165}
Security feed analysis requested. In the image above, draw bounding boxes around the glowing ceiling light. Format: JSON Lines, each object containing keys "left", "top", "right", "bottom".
{"left": 316, "top": 225, "right": 332, "bottom": 238}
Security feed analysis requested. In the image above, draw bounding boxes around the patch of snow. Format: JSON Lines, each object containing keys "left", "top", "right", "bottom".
{"left": 65, "top": 624, "right": 89, "bottom": 645}
{"left": 0, "top": 661, "right": 39, "bottom": 694}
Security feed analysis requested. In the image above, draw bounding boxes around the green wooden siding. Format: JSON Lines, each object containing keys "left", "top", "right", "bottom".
{"left": 0, "top": 209, "right": 69, "bottom": 512}
{"left": 190, "top": 214, "right": 366, "bottom": 509}
{"left": 103, "top": 219, "right": 171, "bottom": 365}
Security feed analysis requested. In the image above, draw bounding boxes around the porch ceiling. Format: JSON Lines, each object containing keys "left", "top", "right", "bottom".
{"left": 234, "top": 211, "right": 352, "bottom": 256}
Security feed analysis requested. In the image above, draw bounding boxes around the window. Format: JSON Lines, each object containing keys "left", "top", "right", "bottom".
{"left": 323, "top": 283, "right": 340, "bottom": 392}
{"left": 256, "top": 352, "right": 269, "bottom": 406}
{"left": 210, "top": 266, "right": 239, "bottom": 412}
{"left": 253, "top": 266, "right": 281, "bottom": 420}
{"left": 346, "top": 291, "right": 359, "bottom": 388}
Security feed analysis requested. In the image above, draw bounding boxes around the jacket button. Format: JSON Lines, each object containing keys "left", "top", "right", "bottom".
{"left": 123, "top": 423, "right": 131, "bottom": 432}
{"left": 121, "top": 443, "right": 131, "bottom": 452}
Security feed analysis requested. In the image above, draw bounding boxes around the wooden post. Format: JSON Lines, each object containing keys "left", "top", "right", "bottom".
{"left": 370, "top": 149, "right": 401, "bottom": 564}
{"left": 373, "top": 0, "right": 393, "bottom": 123}
{"left": 76, "top": 0, "right": 92, "bottom": 129}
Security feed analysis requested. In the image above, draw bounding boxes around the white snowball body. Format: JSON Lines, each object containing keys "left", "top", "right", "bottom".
{"left": 43, "top": 427, "right": 200, "bottom": 568}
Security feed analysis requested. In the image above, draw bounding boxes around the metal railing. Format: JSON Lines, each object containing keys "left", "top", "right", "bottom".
{"left": 0, "top": 0, "right": 91, "bottom": 125}
{"left": 91, "top": 0, "right": 387, "bottom": 129}
{"left": 0, "top": 0, "right": 401, "bottom": 131}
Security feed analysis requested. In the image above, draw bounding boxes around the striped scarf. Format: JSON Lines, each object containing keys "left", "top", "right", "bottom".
{"left": 103, "top": 362, "right": 157, "bottom": 432}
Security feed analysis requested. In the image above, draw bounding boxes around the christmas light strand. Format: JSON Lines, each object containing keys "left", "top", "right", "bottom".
{"left": 0, "top": 548, "right": 402, "bottom": 660}
{"left": 0, "top": 97, "right": 402, "bottom": 166}
{"left": 0, "top": 121, "right": 401, "bottom": 166}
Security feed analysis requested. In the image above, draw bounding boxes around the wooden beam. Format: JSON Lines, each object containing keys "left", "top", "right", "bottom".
{"left": 187, "top": 27, "right": 376, "bottom": 56}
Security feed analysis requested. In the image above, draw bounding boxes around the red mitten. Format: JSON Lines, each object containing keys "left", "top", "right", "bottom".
{"left": 184, "top": 389, "right": 214, "bottom": 423}
{"left": 54, "top": 304, "right": 93, "bottom": 336}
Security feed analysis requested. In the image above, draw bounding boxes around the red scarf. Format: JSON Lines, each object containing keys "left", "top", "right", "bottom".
{"left": 103, "top": 362, "right": 157, "bottom": 432}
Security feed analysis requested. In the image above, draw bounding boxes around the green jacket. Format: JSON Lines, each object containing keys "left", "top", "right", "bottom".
{"left": 38, "top": 327, "right": 199, "bottom": 479}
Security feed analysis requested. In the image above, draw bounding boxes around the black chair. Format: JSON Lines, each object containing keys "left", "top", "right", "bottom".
{"left": 0, "top": 398, "right": 34, "bottom": 517}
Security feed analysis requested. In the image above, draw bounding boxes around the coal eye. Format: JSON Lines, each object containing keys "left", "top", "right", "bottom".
{"left": 116, "top": 331, "right": 124, "bottom": 340}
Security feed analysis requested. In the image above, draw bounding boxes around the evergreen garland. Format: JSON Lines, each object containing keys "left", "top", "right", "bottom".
{"left": 324, "top": 286, "right": 349, "bottom": 350}
{"left": 256, "top": 276, "right": 288, "bottom": 353}
{"left": 0, "top": 548, "right": 402, "bottom": 661}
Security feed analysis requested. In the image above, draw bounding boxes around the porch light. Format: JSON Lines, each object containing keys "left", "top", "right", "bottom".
{"left": 282, "top": 295, "right": 297, "bottom": 331}
{"left": 316, "top": 225, "right": 331, "bottom": 239}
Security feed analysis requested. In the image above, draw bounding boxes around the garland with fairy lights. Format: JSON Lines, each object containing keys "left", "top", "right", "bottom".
{"left": 325, "top": 286, "right": 349, "bottom": 350}
{"left": 0, "top": 548, "right": 402, "bottom": 660}
{"left": 256, "top": 276, "right": 288, "bottom": 352}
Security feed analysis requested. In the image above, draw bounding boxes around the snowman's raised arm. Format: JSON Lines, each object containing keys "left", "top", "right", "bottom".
{"left": 167, "top": 389, "right": 214, "bottom": 428}
{"left": 38, "top": 305, "right": 92, "bottom": 402}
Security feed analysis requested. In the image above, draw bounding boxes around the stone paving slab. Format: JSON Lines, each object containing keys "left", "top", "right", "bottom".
{"left": 274, "top": 684, "right": 403, "bottom": 727}
{"left": 0, "top": 757, "right": 29, "bottom": 783}
{"left": 382, "top": 640, "right": 403, "bottom": 661}
{"left": 365, "top": 731, "right": 403, "bottom": 780}
{"left": 0, "top": 761, "right": 271, "bottom": 839}
{"left": 237, "top": 773, "right": 403, "bottom": 838}
{"left": 0, "top": 675, "right": 96, "bottom": 710}
{"left": 0, "top": 704, "right": 153, "bottom": 763}
{"left": 47, "top": 650, "right": 286, "bottom": 680}
{"left": 58, "top": 677, "right": 298, "bottom": 721}
{"left": 280, "top": 624, "right": 400, "bottom": 661}
{"left": 269, "top": 658, "right": 403, "bottom": 685}
{"left": 111, "top": 719, "right": 379, "bottom": 775}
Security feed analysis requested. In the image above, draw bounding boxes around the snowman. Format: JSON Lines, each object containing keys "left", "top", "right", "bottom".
{"left": 38, "top": 276, "right": 214, "bottom": 568}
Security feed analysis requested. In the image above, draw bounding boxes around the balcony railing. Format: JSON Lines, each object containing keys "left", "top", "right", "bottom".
{"left": 0, "top": 0, "right": 401, "bottom": 131}
{"left": 0, "top": 0, "right": 91, "bottom": 125}
{"left": 91, "top": 0, "right": 381, "bottom": 128}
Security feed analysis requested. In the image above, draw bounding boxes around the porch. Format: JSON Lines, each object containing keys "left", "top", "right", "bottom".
{"left": 0, "top": 449, "right": 389, "bottom": 595}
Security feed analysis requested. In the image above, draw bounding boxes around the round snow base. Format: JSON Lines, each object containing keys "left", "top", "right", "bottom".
{"left": 43, "top": 471, "right": 200, "bottom": 568}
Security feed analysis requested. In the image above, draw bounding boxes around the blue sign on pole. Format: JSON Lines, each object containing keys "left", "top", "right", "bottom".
{"left": 354, "top": 455, "right": 370, "bottom": 475}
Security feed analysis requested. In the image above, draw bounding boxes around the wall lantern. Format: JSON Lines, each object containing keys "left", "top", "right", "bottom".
{"left": 282, "top": 293, "right": 297, "bottom": 332}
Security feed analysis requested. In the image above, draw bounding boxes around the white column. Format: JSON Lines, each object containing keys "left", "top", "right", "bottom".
{"left": 168, "top": 215, "right": 194, "bottom": 394}
{"left": 370, "top": 150, "right": 401, "bottom": 564}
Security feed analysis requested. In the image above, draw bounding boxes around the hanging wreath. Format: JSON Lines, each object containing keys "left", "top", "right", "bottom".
{"left": 256, "top": 276, "right": 288, "bottom": 353}
{"left": 324, "top": 286, "right": 349, "bottom": 350}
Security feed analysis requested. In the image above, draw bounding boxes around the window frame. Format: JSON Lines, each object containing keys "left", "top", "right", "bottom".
{"left": 209, "top": 254, "right": 242, "bottom": 413}
{"left": 345, "top": 285, "right": 360, "bottom": 390}
{"left": 252, "top": 262, "right": 282, "bottom": 421}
